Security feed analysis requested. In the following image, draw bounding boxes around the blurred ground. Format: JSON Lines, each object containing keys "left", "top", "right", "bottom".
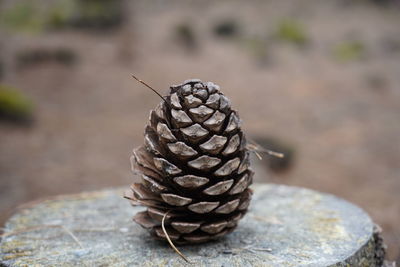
{"left": 0, "top": 0, "right": 399, "bottom": 261}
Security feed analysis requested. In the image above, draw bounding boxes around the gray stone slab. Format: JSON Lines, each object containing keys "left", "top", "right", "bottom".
{"left": 0, "top": 184, "right": 383, "bottom": 266}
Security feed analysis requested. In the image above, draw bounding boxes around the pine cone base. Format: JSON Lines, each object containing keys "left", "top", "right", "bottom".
{"left": 125, "top": 79, "right": 253, "bottom": 245}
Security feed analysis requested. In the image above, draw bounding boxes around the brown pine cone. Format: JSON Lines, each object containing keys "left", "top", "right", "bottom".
{"left": 125, "top": 79, "right": 253, "bottom": 245}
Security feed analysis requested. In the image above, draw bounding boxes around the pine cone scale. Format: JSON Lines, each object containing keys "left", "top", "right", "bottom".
{"left": 173, "top": 175, "right": 209, "bottom": 188}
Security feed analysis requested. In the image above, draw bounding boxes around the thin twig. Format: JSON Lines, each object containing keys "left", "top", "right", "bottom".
{"left": 131, "top": 74, "right": 169, "bottom": 106}
{"left": 162, "top": 211, "right": 190, "bottom": 263}
{"left": 263, "top": 149, "right": 284, "bottom": 158}
{"left": 253, "top": 150, "right": 263, "bottom": 160}
{"left": 61, "top": 226, "right": 84, "bottom": 249}
{"left": 250, "top": 247, "right": 272, "bottom": 252}
{"left": 247, "top": 143, "right": 284, "bottom": 159}
{"left": 123, "top": 195, "right": 134, "bottom": 201}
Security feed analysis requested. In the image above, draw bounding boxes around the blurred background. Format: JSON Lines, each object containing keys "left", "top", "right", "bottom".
{"left": 0, "top": 0, "right": 399, "bottom": 262}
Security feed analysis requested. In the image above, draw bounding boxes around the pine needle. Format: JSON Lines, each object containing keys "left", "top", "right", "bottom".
{"left": 162, "top": 211, "right": 190, "bottom": 263}
{"left": 264, "top": 149, "right": 284, "bottom": 158}
{"left": 246, "top": 143, "right": 284, "bottom": 159}
{"left": 254, "top": 150, "right": 263, "bottom": 160}
{"left": 61, "top": 225, "right": 84, "bottom": 249}
{"left": 131, "top": 74, "right": 169, "bottom": 106}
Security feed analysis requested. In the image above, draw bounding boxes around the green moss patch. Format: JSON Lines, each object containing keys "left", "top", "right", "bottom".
{"left": 0, "top": 85, "right": 34, "bottom": 124}
{"left": 274, "top": 19, "right": 308, "bottom": 46}
{"left": 333, "top": 41, "right": 365, "bottom": 62}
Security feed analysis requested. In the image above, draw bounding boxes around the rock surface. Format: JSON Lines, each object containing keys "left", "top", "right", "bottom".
{"left": 0, "top": 184, "right": 384, "bottom": 266}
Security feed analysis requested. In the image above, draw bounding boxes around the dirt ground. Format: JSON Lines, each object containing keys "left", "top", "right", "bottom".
{"left": 0, "top": 0, "right": 399, "bottom": 261}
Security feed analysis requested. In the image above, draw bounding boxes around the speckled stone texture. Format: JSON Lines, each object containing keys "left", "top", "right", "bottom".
{"left": 0, "top": 184, "right": 386, "bottom": 266}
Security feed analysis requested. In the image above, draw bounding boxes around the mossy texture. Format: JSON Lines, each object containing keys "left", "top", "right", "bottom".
{"left": 0, "top": 2, "right": 45, "bottom": 33}
{"left": 333, "top": 41, "right": 365, "bottom": 62}
{"left": 0, "top": 0, "right": 122, "bottom": 33}
{"left": 0, "top": 85, "right": 33, "bottom": 122}
{"left": 274, "top": 19, "right": 308, "bottom": 45}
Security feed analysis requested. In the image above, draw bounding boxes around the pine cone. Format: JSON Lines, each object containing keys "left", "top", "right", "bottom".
{"left": 125, "top": 79, "right": 253, "bottom": 245}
